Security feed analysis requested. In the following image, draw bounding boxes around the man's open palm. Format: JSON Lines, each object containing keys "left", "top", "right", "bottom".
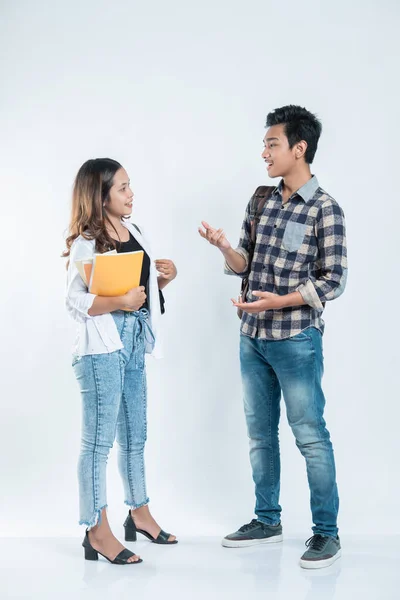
{"left": 198, "top": 221, "right": 231, "bottom": 250}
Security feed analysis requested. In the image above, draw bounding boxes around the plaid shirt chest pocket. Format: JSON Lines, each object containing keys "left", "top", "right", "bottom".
{"left": 282, "top": 221, "right": 308, "bottom": 252}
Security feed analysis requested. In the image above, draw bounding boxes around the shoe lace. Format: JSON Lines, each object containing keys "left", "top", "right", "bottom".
{"left": 238, "top": 519, "right": 259, "bottom": 533}
{"left": 305, "top": 534, "right": 327, "bottom": 552}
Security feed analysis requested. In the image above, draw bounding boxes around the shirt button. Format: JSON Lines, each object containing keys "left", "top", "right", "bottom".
{"left": 274, "top": 224, "right": 277, "bottom": 228}
{"left": 258, "top": 285, "right": 263, "bottom": 290}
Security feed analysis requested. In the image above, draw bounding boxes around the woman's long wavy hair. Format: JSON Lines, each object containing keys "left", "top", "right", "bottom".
{"left": 63, "top": 158, "right": 127, "bottom": 259}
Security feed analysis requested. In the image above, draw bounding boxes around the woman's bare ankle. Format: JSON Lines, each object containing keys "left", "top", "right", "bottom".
{"left": 131, "top": 504, "right": 151, "bottom": 522}
{"left": 88, "top": 510, "right": 112, "bottom": 541}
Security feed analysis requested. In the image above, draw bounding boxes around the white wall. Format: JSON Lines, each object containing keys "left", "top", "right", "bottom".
{"left": 0, "top": 0, "right": 399, "bottom": 538}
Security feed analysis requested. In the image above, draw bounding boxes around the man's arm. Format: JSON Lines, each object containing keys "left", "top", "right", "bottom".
{"left": 198, "top": 195, "right": 253, "bottom": 276}
{"left": 221, "top": 246, "right": 247, "bottom": 274}
{"left": 222, "top": 200, "right": 253, "bottom": 276}
{"left": 297, "top": 199, "right": 348, "bottom": 311}
{"left": 198, "top": 220, "right": 247, "bottom": 271}
{"left": 231, "top": 290, "right": 306, "bottom": 312}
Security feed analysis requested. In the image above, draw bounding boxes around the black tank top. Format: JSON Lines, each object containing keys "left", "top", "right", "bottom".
{"left": 114, "top": 232, "right": 165, "bottom": 313}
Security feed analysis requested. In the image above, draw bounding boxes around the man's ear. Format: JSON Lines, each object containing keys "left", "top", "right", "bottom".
{"left": 295, "top": 140, "right": 308, "bottom": 159}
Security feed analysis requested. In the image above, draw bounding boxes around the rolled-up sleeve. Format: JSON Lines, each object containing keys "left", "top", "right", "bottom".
{"left": 297, "top": 200, "right": 348, "bottom": 312}
{"left": 224, "top": 199, "right": 252, "bottom": 277}
{"left": 66, "top": 239, "right": 97, "bottom": 323}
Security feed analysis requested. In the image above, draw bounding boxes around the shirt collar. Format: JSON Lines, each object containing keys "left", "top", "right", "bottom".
{"left": 274, "top": 175, "right": 319, "bottom": 203}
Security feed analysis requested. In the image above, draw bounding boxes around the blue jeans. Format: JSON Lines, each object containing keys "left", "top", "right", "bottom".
{"left": 240, "top": 327, "right": 339, "bottom": 537}
{"left": 73, "top": 309, "right": 154, "bottom": 527}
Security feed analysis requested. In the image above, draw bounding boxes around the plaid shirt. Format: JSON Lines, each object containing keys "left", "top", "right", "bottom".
{"left": 225, "top": 176, "right": 347, "bottom": 340}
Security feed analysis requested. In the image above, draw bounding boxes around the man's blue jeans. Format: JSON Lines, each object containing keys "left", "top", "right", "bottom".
{"left": 240, "top": 327, "right": 339, "bottom": 537}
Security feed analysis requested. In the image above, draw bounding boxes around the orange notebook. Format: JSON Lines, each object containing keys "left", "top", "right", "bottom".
{"left": 83, "top": 261, "right": 93, "bottom": 285}
{"left": 89, "top": 251, "right": 144, "bottom": 296}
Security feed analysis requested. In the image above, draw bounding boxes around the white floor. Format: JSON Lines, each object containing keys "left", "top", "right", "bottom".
{"left": 0, "top": 535, "right": 398, "bottom": 600}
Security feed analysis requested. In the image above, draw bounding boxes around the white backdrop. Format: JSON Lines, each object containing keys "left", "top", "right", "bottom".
{"left": 1, "top": 0, "right": 399, "bottom": 539}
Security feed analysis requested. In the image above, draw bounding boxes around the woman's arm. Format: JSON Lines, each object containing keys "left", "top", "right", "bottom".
{"left": 88, "top": 287, "right": 147, "bottom": 316}
{"left": 66, "top": 239, "right": 97, "bottom": 322}
{"left": 88, "top": 296, "right": 125, "bottom": 316}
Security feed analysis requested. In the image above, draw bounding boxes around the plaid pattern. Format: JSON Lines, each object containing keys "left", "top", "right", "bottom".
{"left": 225, "top": 176, "right": 347, "bottom": 340}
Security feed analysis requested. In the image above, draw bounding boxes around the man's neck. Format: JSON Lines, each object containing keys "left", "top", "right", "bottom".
{"left": 281, "top": 168, "right": 312, "bottom": 201}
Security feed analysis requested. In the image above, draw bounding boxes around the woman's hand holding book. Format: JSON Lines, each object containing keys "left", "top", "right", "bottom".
{"left": 121, "top": 286, "right": 147, "bottom": 312}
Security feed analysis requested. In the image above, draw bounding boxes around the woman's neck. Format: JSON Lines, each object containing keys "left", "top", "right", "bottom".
{"left": 105, "top": 214, "right": 125, "bottom": 235}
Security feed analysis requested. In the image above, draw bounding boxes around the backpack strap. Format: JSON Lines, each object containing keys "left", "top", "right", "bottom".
{"left": 239, "top": 185, "right": 276, "bottom": 308}
{"left": 249, "top": 185, "right": 276, "bottom": 244}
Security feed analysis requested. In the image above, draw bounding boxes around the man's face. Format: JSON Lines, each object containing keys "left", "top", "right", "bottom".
{"left": 261, "top": 124, "right": 298, "bottom": 178}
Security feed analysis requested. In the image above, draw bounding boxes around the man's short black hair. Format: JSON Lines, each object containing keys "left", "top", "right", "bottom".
{"left": 266, "top": 105, "right": 322, "bottom": 164}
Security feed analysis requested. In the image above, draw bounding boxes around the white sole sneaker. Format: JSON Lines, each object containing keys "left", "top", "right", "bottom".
{"left": 299, "top": 548, "right": 342, "bottom": 569}
{"left": 221, "top": 534, "right": 283, "bottom": 548}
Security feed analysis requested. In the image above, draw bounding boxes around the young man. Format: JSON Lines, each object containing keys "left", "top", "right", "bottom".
{"left": 199, "top": 105, "right": 347, "bottom": 569}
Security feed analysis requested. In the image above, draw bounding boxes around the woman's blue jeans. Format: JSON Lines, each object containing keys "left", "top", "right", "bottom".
{"left": 73, "top": 309, "right": 153, "bottom": 527}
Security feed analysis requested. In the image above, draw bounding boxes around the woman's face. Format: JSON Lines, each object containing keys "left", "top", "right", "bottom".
{"left": 106, "top": 168, "right": 134, "bottom": 217}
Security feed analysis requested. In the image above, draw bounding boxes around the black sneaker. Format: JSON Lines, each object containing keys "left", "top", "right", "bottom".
{"left": 222, "top": 519, "right": 283, "bottom": 548}
{"left": 299, "top": 534, "right": 341, "bottom": 569}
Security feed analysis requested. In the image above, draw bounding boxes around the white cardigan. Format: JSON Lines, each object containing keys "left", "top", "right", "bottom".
{"left": 66, "top": 220, "right": 163, "bottom": 359}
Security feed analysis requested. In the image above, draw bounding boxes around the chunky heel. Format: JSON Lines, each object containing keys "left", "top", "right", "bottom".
{"left": 81, "top": 528, "right": 142, "bottom": 565}
{"left": 124, "top": 528, "right": 137, "bottom": 542}
{"left": 84, "top": 545, "right": 99, "bottom": 561}
{"left": 123, "top": 511, "right": 177, "bottom": 545}
{"left": 123, "top": 513, "right": 137, "bottom": 542}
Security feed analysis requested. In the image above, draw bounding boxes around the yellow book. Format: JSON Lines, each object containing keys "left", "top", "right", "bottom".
{"left": 89, "top": 251, "right": 144, "bottom": 296}
{"left": 75, "top": 250, "right": 116, "bottom": 286}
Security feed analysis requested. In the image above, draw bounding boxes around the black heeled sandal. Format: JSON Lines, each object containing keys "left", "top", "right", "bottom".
{"left": 82, "top": 529, "right": 143, "bottom": 564}
{"left": 123, "top": 511, "right": 178, "bottom": 545}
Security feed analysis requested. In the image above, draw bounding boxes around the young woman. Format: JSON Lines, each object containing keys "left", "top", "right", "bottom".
{"left": 63, "top": 158, "right": 178, "bottom": 565}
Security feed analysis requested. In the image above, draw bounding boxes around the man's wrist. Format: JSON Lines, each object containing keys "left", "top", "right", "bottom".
{"left": 277, "top": 294, "right": 288, "bottom": 309}
{"left": 220, "top": 245, "right": 233, "bottom": 257}
{"left": 278, "top": 291, "right": 305, "bottom": 309}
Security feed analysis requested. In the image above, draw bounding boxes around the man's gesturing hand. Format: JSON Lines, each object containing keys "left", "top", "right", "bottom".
{"left": 231, "top": 291, "right": 283, "bottom": 314}
{"left": 198, "top": 221, "right": 231, "bottom": 250}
